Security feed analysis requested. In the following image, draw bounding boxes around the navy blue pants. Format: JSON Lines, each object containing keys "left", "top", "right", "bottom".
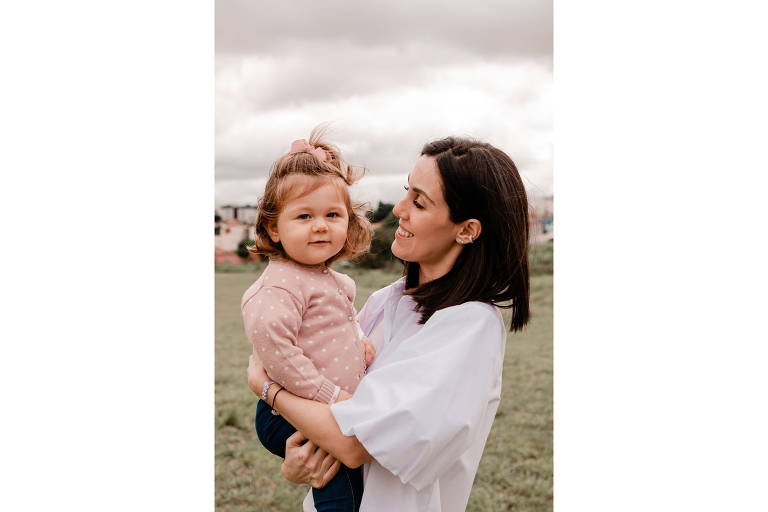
{"left": 255, "top": 400, "right": 363, "bottom": 512}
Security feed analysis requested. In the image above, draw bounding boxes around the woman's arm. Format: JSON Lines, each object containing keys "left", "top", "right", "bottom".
{"left": 248, "top": 353, "right": 372, "bottom": 468}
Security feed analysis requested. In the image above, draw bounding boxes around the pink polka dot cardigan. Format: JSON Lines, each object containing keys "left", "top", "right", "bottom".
{"left": 241, "top": 258, "right": 367, "bottom": 403}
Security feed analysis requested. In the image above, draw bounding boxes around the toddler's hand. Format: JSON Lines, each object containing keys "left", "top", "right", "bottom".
{"left": 362, "top": 338, "right": 376, "bottom": 367}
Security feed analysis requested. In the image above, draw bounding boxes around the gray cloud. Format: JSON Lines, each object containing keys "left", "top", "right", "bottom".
{"left": 216, "top": 45, "right": 469, "bottom": 114}
{"left": 215, "top": 1, "right": 552, "bottom": 206}
{"left": 216, "top": 0, "right": 552, "bottom": 62}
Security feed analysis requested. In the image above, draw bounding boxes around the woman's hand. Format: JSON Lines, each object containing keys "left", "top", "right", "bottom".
{"left": 281, "top": 431, "right": 341, "bottom": 488}
{"left": 247, "top": 352, "right": 269, "bottom": 396}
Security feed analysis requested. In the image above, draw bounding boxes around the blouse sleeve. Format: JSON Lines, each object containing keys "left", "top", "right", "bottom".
{"left": 243, "top": 286, "right": 338, "bottom": 404}
{"left": 330, "top": 302, "right": 505, "bottom": 491}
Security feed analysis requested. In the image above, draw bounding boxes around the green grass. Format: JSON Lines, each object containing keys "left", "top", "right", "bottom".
{"left": 215, "top": 263, "right": 552, "bottom": 511}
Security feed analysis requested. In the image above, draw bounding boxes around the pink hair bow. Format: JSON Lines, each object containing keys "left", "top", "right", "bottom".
{"left": 289, "top": 139, "right": 328, "bottom": 162}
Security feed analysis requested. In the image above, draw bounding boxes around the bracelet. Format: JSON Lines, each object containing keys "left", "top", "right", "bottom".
{"left": 261, "top": 379, "right": 275, "bottom": 402}
{"left": 271, "top": 388, "right": 285, "bottom": 416}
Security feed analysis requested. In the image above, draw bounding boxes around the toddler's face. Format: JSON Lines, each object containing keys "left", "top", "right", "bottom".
{"left": 268, "top": 179, "right": 349, "bottom": 266}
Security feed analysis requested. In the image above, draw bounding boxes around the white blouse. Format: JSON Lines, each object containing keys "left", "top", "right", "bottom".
{"left": 303, "top": 278, "right": 506, "bottom": 512}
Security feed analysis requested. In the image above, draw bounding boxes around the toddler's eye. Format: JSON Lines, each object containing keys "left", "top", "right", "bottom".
{"left": 327, "top": 212, "right": 340, "bottom": 218}
{"left": 297, "top": 214, "right": 310, "bottom": 220}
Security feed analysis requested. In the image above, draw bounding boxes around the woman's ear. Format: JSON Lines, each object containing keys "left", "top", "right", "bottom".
{"left": 267, "top": 222, "right": 280, "bottom": 243}
{"left": 456, "top": 219, "right": 482, "bottom": 244}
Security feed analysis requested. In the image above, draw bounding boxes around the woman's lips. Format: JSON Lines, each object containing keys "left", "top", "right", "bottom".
{"left": 396, "top": 226, "right": 414, "bottom": 239}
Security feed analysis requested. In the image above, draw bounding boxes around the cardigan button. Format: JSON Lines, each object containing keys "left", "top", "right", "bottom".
{"left": 348, "top": 316, "right": 353, "bottom": 321}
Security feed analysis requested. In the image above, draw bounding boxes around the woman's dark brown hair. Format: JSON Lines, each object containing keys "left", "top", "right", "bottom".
{"left": 249, "top": 126, "right": 372, "bottom": 265}
{"left": 404, "top": 137, "right": 530, "bottom": 332}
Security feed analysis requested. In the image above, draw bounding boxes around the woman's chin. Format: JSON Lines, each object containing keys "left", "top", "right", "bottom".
{"left": 391, "top": 240, "right": 404, "bottom": 259}
{"left": 391, "top": 240, "right": 413, "bottom": 262}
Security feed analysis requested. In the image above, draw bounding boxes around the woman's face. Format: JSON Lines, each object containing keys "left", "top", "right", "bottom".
{"left": 391, "top": 156, "right": 462, "bottom": 274}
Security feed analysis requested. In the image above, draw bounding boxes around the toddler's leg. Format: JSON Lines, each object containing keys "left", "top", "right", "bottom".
{"left": 312, "top": 465, "right": 363, "bottom": 512}
{"left": 254, "top": 400, "right": 297, "bottom": 458}
{"left": 256, "top": 401, "right": 364, "bottom": 511}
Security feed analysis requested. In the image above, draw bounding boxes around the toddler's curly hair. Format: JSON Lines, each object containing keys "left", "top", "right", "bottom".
{"left": 249, "top": 126, "right": 372, "bottom": 265}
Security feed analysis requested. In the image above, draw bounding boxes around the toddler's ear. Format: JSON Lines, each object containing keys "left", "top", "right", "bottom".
{"left": 267, "top": 223, "right": 280, "bottom": 243}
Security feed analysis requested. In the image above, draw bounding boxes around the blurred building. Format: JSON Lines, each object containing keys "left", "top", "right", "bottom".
{"left": 215, "top": 204, "right": 259, "bottom": 253}
{"left": 214, "top": 218, "right": 252, "bottom": 252}
{"left": 529, "top": 195, "right": 554, "bottom": 245}
{"left": 217, "top": 205, "right": 258, "bottom": 224}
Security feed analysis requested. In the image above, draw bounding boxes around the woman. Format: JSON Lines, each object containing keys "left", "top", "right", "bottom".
{"left": 248, "top": 136, "right": 530, "bottom": 511}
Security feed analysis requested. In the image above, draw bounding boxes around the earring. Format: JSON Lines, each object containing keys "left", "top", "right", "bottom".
{"left": 456, "top": 238, "right": 465, "bottom": 245}
{"left": 468, "top": 235, "right": 474, "bottom": 243}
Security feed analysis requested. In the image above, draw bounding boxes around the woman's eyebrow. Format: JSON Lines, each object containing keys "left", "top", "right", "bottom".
{"left": 412, "top": 186, "right": 436, "bottom": 205}
{"left": 406, "top": 175, "right": 436, "bottom": 205}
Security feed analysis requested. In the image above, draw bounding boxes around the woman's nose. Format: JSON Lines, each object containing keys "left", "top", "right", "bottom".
{"left": 392, "top": 196, "right": 406, "bottom": 219}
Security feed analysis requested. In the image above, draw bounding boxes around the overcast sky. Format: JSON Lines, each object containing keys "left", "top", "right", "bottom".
{"left": 215, "top": 0, "right": 552, "bottom": 209}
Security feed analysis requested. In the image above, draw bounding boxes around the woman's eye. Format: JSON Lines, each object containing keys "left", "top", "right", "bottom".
{"left": 404, "top": 185, "right": 423, "bottom": 208}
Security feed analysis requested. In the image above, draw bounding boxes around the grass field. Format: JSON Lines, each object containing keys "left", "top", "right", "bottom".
{"left": 215, "top": 262, "right": 552, "bottom": 511}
